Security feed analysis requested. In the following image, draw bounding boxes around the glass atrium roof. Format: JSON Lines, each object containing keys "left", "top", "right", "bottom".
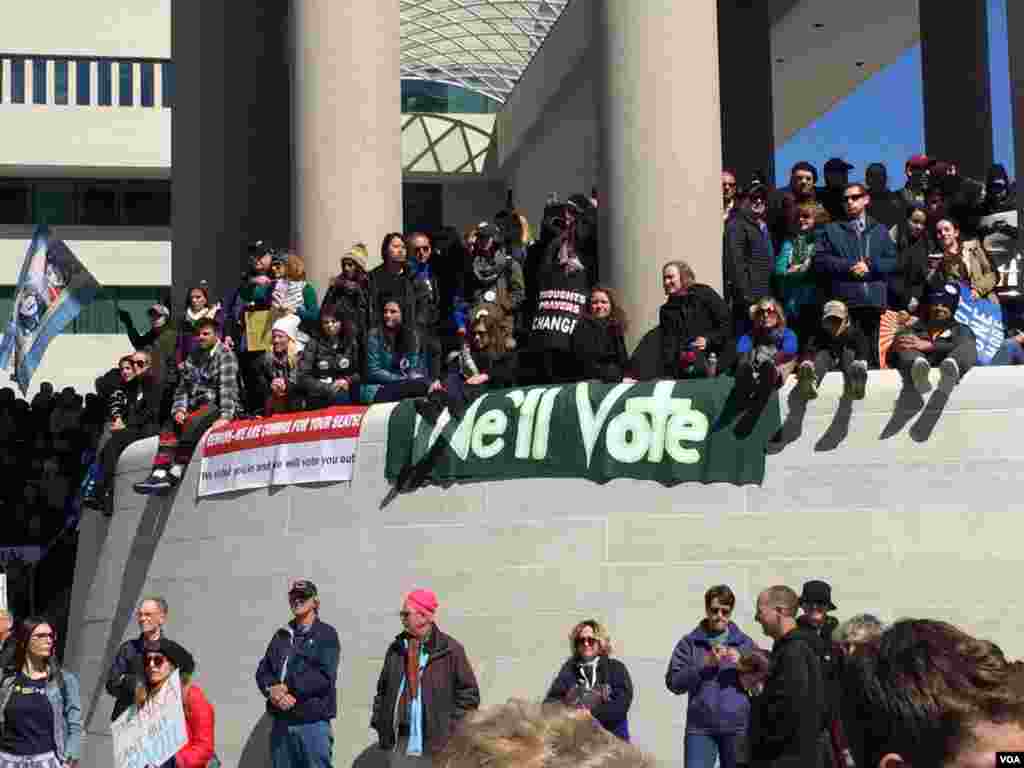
{"left": 401, "top": 0, "right": 571, "bottom": 104}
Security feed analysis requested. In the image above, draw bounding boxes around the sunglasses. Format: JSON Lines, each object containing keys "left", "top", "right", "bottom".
{"left": 576, "top": 636, "right": 599, "bottom": 647}
{"left": 131, "top": 359, "right": 148, "bottom": 367}
{"left": 143, "top": 655, "right": 168, "bottom": 668}
{"left": 844, "top": 193, "right": 866, "bottom": 202}
{"left": 756, "top": 307, "right": 778, "bottom": 316}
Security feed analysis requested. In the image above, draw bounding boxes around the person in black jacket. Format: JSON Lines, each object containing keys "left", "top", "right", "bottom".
{"left": 570, "top": 286, "right": 629, "bottom": 382}
{"left": 630, "top": 261, "right": 734, "bottom": 381}
{"left": 369, "top": 234, "right": 417, "bottom": 331}
{"left": 796, "top": 301, "right": 870, "bottom": 400}
{"left": 544, "top": 619, "right": 633, "bottom": 741}
{"left": 320, "top": 243, "right": 371, "bottom": 340}
{"left": 255, "top": 580, "right": 340, "bottom": 768}
{"left": 888, "top": 203, "right": 933, "bottom": 313}
{"left": 105, "top": 597, "right": 170, "bottom": 721}
{"left": 724, "top": 184, "right": 775, "bottom": 334}
{"left": 0, "top": 611, "right": 13, "bottom": 671}
{"left": 750, "top": 585, "right": 827, "bottom": 768}
{"left": 299, "top": 304, "right": 363, "bottom": 408}
{"left": 371, "top": 588, "right": 479, "bottom": 762}
{"left": 82, "top": 351, "right": 163, "bottom": 513}
{"left": 888, "top": 282, "right": 977, "bottom": 394}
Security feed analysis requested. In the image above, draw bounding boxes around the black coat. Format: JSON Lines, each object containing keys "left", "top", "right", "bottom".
{"left": 888, "top": 237, "right": 931, "bottom": 311}
{"left": 749, "top": 629, "right": 826, "bottom": 768}
{"left": 795, "top": 616, "right": 844, "bottom": 729}
{"left": 321, "top": 278, "right": 370, "bottom": 337}
{"left": 630, "top": 285, "right": 734, "bottom": 380}
{"left": 298, "top": 332, "right": 363, "bottom": 404}
{"left": 368, "top": 265, "right": 417, "bottom": 330}
{"left": 105, "top": 634, "right": 156, "bottom": 721}
{"left": 544, "top": 656, "right": 633, "bottom": 740}
{"left": 0, "top": 636, "right": 13, "bottom": 672}
{"left": 570, "top": 317, "right": 629, "bottom": 382}
{"left": 724, "top": 209, "right": 774, "bottom": 306}
{"left": 805, "top": 326, "right": 870, "bottom": 366}
{"left": 371, "top": 625, "right": 480, "bottom": 755}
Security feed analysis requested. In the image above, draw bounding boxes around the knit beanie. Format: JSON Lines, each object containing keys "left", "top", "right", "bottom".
{"left": 406, "top": 588, "right": 439, "bottom": 619}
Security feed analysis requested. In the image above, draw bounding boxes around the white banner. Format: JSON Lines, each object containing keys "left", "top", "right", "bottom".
{"left": 111, "top": 669, "right": 188, "bottom": 768}
{"left": 198, "top": 406, "right": 366, "bottom": 497}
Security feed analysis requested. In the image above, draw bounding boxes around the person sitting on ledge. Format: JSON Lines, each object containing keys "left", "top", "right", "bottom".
{"left": 299, "top": 303, "right": 363, "bottom": 409}
{"left": 363, "top": 298, "right": 433, "bottom": 404}
{"left": 570, "top": 285, "right": 630, "bottom": 383}
{"left": 796, "top": 300, "right": 870, "bottom": 400}
{"left": 134, "top": 316, "right": 238, "bottom": 495}
{"left": 887, "top": 282, "right": 976, "bottom": 394}
{"left": 735, "top": 297, "right": 798, "bottom": 407}
{"left": 261, "top": 315, "right": 301, "bottom": 416}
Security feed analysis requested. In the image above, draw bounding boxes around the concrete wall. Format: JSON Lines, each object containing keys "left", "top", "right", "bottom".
{"left": 67, "top": 367, "right": 1024, "bottom": 768}
{"left": 0, "top": 0, "right": 170, "bottom": 59}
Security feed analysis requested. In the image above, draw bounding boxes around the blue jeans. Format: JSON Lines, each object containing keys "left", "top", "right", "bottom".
{"left": 993, "top": 339, "right": 1024, "bottom": 365}
{"left": 271, "top": 719, "right": 334, "bottom": 768}
{"left": 685, "top": 732, "right": 740, "bottom": 768}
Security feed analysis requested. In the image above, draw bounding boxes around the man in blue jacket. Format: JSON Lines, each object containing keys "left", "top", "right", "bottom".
{"left": 256, "top": 580, "right": 341, "bottom": 768}
{"left": 666, "top": 585, "right": 756, "bottom": 768}
{"left": 815, "top": 182, "right": 898, "bottom": 365}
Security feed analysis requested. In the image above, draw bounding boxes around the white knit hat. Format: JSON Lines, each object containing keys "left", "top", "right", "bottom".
{"left": 272, "top": 315, "right": 301, "bottom": 341}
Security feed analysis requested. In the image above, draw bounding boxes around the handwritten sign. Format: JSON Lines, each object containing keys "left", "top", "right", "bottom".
{"left": 954, "top": 286, "right": 1005, "bottom": 365}
{"left": 111, "top": 669, "right": 188, "bottom": 768}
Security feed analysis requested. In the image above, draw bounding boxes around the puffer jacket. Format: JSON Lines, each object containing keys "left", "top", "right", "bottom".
{"left": 665, "top": 621, "right": 755, "bottom": 734}
{"left": 363, "top": 326, "right": 432, "bottom": 402}
{"left": 299, "top": 332, "right": 363, "bottom": 403}
{"left": 0, "top": 664, "right": 81, "bottom": 763}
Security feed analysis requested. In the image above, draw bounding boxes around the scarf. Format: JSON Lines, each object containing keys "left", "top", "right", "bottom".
{"left": 396, "top": 636, "right": 430, "bottom": 756}
{"left": 472, "top": 248, "right": 508, "bottom": 285}
{"left": 184, "top": 304, "right": 220, "bottom": 327}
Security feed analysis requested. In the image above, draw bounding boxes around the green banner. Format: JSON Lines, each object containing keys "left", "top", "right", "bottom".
{"left": 384, "top": 379, "right": 781, "bottom": 488}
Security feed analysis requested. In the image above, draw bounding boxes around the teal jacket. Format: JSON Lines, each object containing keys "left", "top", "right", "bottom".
{"left": 0, "top": 666, "right": 82, "bottom": 762}
{"left": 363, "top": 326, "right": 431, "bottom": 402}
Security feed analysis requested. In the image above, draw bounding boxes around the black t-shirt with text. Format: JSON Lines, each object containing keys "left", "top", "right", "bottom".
{"left": 0, "top": 673, "right": 57, "bottom": 756}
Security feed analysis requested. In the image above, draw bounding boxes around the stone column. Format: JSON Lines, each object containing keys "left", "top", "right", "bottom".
{"left": 292, "top": 0, "right": 402, "bottom": 293}
{"left": 596, "top": 0, "right": 723, "bottom": 346}
{"left": 920, "top": 0, "right": 993, "bottom": 180}
{"left": 718, "top": 0, "right": 775, "bottom": 187}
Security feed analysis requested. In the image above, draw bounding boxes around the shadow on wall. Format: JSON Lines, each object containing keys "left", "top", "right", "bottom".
{"left": 237, "top": 713, "right": 272, "bottom": 768}
{"left": 81, "top": 495, "right": 174, "bottom": 732}
{"left": 352, "top": 744, "right": 390, "bottom": 768}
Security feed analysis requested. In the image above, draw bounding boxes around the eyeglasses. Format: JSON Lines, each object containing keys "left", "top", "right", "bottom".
{"left": 844, "top": 193, "right": 866, "bottom": 202}
{"left": 722, "top": 182, "right": 736, "bottom": 189}
{"left": 30, "top": 632, "right": 55, "bottom": 641}
{"left": 289, "top": 596, "right": 310, "bottom": 606}
{"left": 398, "top": 610, "right": 412, "bottom": 619}
{"left": 143, "top": 655, "right": 168, "bottom": 668}
{"left": 708, "top": 607, "right": 733, "bottom": 616}
{"left": 576, "top": 636, "right": 598, "bottom": 647}
{"left": 131, "top": 359, "right": 148, "bottom": 368}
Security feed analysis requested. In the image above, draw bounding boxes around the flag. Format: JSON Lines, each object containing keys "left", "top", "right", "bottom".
{"left": 0, "top": 225, "right": 101, "bottom": 394}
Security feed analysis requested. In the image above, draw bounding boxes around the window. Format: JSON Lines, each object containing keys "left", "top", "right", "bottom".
{"left": 118, "top": 61, "right": 133, "bottom": 106}
{"left": 400, "top": 80, "right": 500, "bottom": 114}
{"left": 0, "top": 184, "right": 30, "bottom": 225}
{"left": 11, "top": 59, "right": 25, "bottom": 104}
{"left": 140, "top": 62, "right": 154, "bottom": 107}
{"left": 78, "top": 184, "right": 118, "bottom": 225}
{"left": 69, "top": 287, "right": 167, "bottom": 334}
{"left": 76, "top": 61, "right": 90, "bottom": 105}
{"left": 54, "top": 60, "right": 68, "bottom": 105}
{"left": 122, "top": 181, "right": 170, "bottom": 226}
{"left": 161, "top": 62, "right": 174, "bottom": 108}
{"left": 97, "top": 60, "right": 112, "bottom": 106}
{"left": 32, "top": 60, "right": 46, "bottom": 104}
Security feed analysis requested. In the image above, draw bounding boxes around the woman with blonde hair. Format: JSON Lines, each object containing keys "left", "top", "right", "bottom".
{"left": 138, "top": 639, "right": 215, "bottom": 768}
{"left": 733, "top": 298, "right": 797, "bottom": 425}
{"left": 543, "top": 620, "right": 633, "bottom": 741}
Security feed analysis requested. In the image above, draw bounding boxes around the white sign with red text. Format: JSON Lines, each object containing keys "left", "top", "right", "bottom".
{"left": 198, "top": 406, "right": 367, "bottom": 497}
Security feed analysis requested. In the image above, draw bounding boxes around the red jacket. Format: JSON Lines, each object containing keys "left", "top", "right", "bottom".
{"left": 176, "top": 684, "right": 215, "bottom": 768}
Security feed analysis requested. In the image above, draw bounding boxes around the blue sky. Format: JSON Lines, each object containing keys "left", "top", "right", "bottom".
{"left": 775, "top": 0, "right": 1013, "bottom": 186}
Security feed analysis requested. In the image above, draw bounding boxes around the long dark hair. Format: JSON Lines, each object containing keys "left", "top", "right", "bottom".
{"left": 12, "top": 616, "right": 56, "bottom": 676}
{"left": 380, "top": 232, "right": 405, "bottom": 265}
{"left": 587, "top": 285, "right": 628, "bottom": 334}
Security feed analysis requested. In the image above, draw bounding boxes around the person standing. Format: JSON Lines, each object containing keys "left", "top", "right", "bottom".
{"left": 545, "top": 619, "right": 633, "bottom": 741}
{"left": 105, "top": 597, "right": 170, "bottom": 721}
{"left": 0, "top": 617, "right": 82, "bottom": 768}
{"left": 666, "top": 585, "right": 756, "bottom": 768}
{"left": 749, "top": 586, "right": 826, "bottom": 768}
{"left": 724, "top": 184, "right": 774, "bottom": 336}
{"left": 371, "top": 589, "right": 480, "bottom": 765}
{"left": 0, "top": 612, "right": 14, "bottom": 671}
{"left": 255, "top": 581, "right": 341, "bottom": 768}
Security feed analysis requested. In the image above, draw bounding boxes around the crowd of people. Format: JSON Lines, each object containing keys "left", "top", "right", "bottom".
{"left": 4, "top": 575, "right": 1021, "bottom": 768}
{"left": 62, "top": 152, "right": 1023, "bottom": 510}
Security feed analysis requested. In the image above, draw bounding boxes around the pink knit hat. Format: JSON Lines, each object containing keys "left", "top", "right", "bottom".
{"left": 405, "top": 588, "right": 439, "bottom": 618}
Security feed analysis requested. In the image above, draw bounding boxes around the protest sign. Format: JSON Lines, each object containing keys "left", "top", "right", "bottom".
{"left": 198, "top": 405, "right": 367, "bottom": 497}
{"left": 111, "top": 669, "right": 187, "bottom": 768}
{"left": 954, "top": 285, "right": 1005, "bottom": 365}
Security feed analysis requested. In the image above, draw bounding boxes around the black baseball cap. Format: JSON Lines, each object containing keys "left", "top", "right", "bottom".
{"left": 288, "top": 580, "right": 318, "bottom": 599}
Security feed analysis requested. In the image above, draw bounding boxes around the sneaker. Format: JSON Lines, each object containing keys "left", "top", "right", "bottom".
{"left": 911, "top": 358, "right": 932, "bottom": 395}
{"left": 939, "top": 357, "right": 960, "bottom": 389}
{"left": 134, "top": 469, "right": 172, "bottom": 495}
{"left": 847, "top": 361, "right": 868, "bottom": 400}
{"left": 167, "top": 464, "right": 185, "bottom": 487}
{"left": 797, "top": 362, "right": 818, "bottom": 400}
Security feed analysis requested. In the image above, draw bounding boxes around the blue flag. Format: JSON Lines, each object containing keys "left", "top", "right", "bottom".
{"left": 0, "top": 225, "right": 101, "bottom": 394}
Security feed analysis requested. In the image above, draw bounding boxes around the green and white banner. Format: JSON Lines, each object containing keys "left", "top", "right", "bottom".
{"left": 385, "top": 379, "right": 781, "bottom": 488}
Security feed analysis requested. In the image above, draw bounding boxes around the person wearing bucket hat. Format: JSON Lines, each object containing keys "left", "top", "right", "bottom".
{"left": 260, "top": 315, "right": 302, "bottom": 415}
{"left": 255, "top": 580, "right": 340, "bottom": 768}
{"left": 797, "top": 300, "right": 870, "bottom": 400}
{"left": 299, "top": 303, "right": 363, "bottom": 408}
{"left": 372, "top": 589, "right": 480, "bottom": 762}
{"left": 888, "top": 282, "right": 976, "bottom": 394}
